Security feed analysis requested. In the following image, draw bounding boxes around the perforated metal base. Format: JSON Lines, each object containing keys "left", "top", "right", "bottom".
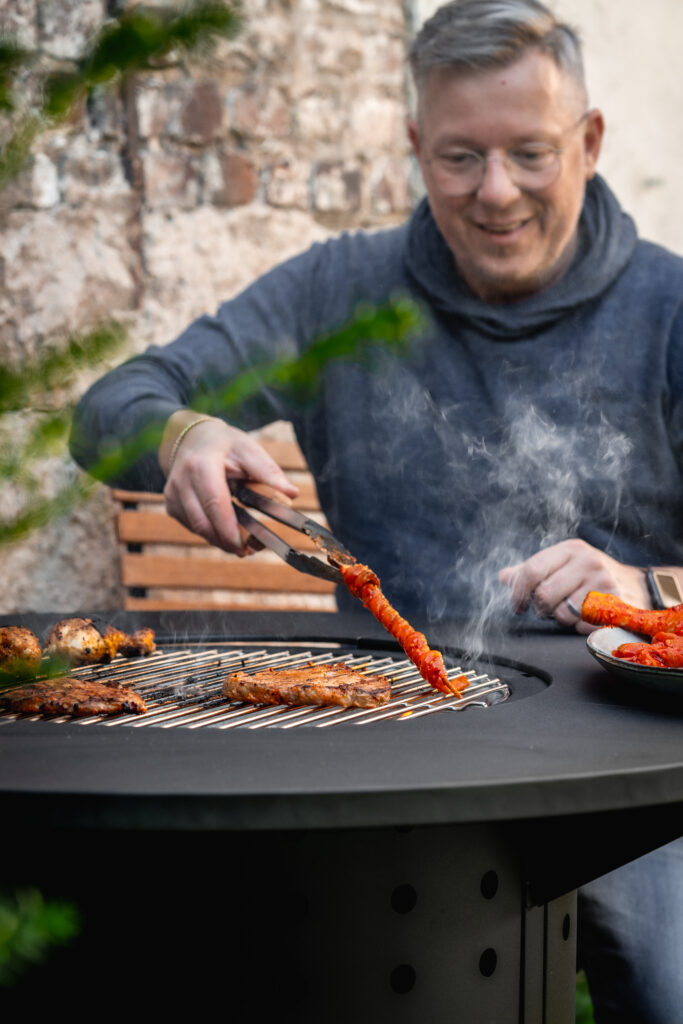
{"left": 5, "top": 822, "right": 576, "bottom": 1022}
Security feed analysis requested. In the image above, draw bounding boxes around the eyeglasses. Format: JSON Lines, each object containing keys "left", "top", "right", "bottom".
{"left": 424, "top": 112, "right": 590, "bottom": 196}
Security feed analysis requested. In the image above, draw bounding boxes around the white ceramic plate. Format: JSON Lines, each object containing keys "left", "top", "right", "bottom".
{"left": 586, "top": 626, "right": 683, "bottom": 695}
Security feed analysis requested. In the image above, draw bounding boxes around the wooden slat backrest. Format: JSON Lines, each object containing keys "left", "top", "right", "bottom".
{"left": 112, "top": 437, "right": 336, "bottom": 612}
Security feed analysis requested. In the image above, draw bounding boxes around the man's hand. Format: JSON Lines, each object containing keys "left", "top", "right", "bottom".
{"left": 160, "top": 413, "right": 298, "bottom": 554}
{"left": 498, "top": 539, "right": 650, "bottom": 633}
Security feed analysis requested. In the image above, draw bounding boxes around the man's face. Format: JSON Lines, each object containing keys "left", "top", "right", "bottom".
{"left": 408, "top": 51, "right": 604, "bottom": 302}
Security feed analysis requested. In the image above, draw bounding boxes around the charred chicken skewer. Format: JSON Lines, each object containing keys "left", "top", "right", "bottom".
{"left": 229, "top": 482, "right": 468, "bottom": 698}
{"left": 339, "top": 564, "right": 469, "bottom": 696}
{"left": 581, "top": 591, "right": 683, "bottom": 637}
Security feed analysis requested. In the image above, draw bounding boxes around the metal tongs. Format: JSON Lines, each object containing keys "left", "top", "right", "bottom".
{"left": 230, "top": 481, "right": 356, "bottom": 584}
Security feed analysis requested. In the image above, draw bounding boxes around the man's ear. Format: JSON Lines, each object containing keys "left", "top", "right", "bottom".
{"left": 583, "top": 108, "right": 604, "bottom": 180}
{"left": 407, "top": 118, "right": 421, "bottom": 159}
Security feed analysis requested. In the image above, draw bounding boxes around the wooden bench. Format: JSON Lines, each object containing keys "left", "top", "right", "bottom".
{"left": 113, "top": 436, "right": 337, "bottom": 612}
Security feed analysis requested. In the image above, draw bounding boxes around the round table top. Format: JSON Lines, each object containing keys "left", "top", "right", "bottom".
{"left": 2, "top": 611, "right": 683, "bottom": 832}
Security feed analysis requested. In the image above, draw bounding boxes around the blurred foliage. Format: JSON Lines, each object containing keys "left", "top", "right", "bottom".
{"left": 0, "top": 2, "right": 241, "bottom": 187}
{"left": 576, "top": 970, "right": 596, "bottom": 1024}
{"left": 0, "top": 887, "right": 79, "bottom": 987}
{"left": 74, "top": 296, "right": 426, "bottom": 487}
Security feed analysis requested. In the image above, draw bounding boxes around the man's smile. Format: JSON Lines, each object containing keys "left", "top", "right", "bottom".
{"left": 476, "top": 218, "right": 533, "bottom": 240}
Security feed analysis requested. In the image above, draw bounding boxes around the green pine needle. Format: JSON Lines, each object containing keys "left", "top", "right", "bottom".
{"left": 0, "top": 887, "right": 79, "bottom": 988}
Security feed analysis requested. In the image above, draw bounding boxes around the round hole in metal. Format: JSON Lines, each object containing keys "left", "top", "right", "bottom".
{"left": 479, "top": 948, "right": 498, "bottom": 978}
{"left": 391, "top": 884, "right": 417, "bottom": 914}
{"left": 390, "top": 964, "right": 416, "bottom": 994}
{"left": 480, "top": 870, "right": 499, "bottom": 900}
{"left": 562, "top": 913, "right": 571, "bottom": 941}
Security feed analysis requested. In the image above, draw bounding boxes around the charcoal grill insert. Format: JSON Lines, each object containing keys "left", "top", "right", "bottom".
{"left": 0, "top": 641, "right": 510, "bottom": 728}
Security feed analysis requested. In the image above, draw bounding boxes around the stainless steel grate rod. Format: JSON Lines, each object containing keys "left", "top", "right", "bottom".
{"left": 0, "top": 644, "right": 509, "bottom": 729}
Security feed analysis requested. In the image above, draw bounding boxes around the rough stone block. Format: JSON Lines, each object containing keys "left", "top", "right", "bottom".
{"left": 265, "top": 160, "right": 310, "bottom": 210}
{"left": 297, "top": 94, "right": 345, "bottom": 142}
{"left": 37, "top": 0, "right": 105, "bottom": 60}
{"left": 140, "top": 204, "right": 330, "bottom": 347}
{"left": 231, "top": 83, "right": 291, "bottom": 139}
{"left": 370, "top": 156, "right": 412, "bottom": 216}
{"left": 0, "top": 480, "right": 124, "bottom": 613}
{"left": 350, "top": 95, "right": 406, "bottom": 151}
{"left": 180, "top": 81, "right": 225, "bottom": 143}
{"left": 0, "top": 150, "right": 58, "bottom": 211}
{"left": 0, "top": 0, "right": 38, "bottom": 48}
{"left": 300, "top": 23, "right": 365, "bottom": 78}
{"left": 61, "top": 136, "right": 131, "bottom": 207}
{"left": 137, "top": 79, "right": 225, "bottom": 143}
{"left": 142, "top": 147, "right": 201, "bottom": 209}
{"left": 324, "top": 0, "right": 403, "bottom": 24}
{"left": 202, "top": 150, "right": 258, "bottom": 207}
{"left": 313, "top": 161, "right": 361, "bottom": 213}
{"left": 1, "top": 205, "right": 138, "bottom": 346}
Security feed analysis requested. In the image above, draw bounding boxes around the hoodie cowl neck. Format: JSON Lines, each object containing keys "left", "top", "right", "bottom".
{"left": 405, "top": 175, "right": 638, "bottom": 339}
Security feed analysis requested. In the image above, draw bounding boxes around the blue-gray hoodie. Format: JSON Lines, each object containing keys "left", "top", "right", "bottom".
{"left": 72, "top": 176, "right": 683, "bottom": 619}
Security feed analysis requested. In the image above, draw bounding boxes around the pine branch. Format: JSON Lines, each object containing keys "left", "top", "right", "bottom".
{"left": 0, "top": 322, "right": 127, "bottom": 414}
{"left": 0, "top": 887, "right": 79, "bottom": 988}
{"left": 43, "top": 3, "right": 242, "bottom": 118}
{"left": 73, "top": 297, "right": 427, "bottom": 485}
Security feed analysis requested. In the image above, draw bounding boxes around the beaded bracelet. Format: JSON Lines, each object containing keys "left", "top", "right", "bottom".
{"left": 167, "top": 416, "right": 214, "bottom": 474}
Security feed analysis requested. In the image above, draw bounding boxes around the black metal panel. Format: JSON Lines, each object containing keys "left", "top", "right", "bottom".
{"left": 2, "top": 822, "right": 575, "bottom": 1023}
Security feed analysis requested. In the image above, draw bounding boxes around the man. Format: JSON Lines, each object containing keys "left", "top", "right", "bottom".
{"left": 72, "top": 1, "right": 683, "bottom": 1019}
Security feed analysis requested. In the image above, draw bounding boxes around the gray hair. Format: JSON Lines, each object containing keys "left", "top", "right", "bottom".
{"left": 409, "top": 0, "right": 586, "bottom": 99}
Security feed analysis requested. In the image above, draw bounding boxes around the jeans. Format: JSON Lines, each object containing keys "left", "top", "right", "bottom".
{"left": 577, "top": 836, "right": 683, "bottom": 1024}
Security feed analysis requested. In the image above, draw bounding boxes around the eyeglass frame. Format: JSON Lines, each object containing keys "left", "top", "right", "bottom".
{"left": 422, "top": 110, "right": 593, "bottom": 196}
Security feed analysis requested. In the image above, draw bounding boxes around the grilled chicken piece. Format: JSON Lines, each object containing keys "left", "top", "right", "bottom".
{"left": 117, "top": 627, "right": 156, "bottom": 658}
{"left": 0, "top": 677, "right": 147, "bottom": 717}
{"left": 613, "top": 631, "right": 683, "bottom": 668}
{"left": 0, "top": 626, "right": 43, "bottom": 678}
{"left": 339, "top": 563, "right": 468, "bottom": 696}
{"left": 44, "top": 617, "right": 156, "bottom": 666}
{"left": 581, "top": 591, "right": 683, "bottom": 637}
{"left": 224, "top": 663, "right": 391, "bottom": 709}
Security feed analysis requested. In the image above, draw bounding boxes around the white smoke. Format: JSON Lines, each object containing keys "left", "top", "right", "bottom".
{"left": 451, "top": 397, "right": 633, "bottom": 661}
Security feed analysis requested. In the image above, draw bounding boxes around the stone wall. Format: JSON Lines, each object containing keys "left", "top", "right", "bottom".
{"left": 0, "top": 0, "right": 412, "bottom": 613}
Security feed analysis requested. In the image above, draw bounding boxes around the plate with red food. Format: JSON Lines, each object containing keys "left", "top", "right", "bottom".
{"left": 582, "top": 591, "right": 683, "bottom": 694}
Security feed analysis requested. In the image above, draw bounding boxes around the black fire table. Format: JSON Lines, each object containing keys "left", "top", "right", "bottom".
{"left": 2, "top": 610, "right": 682, "bottom": 1021}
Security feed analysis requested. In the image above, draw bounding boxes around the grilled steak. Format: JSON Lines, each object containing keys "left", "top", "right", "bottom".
{"left": 0, "top": 677, "right": 147, "bottom": 717}
{"left": 223, "top": 663, "right": 390, "bottom": 709}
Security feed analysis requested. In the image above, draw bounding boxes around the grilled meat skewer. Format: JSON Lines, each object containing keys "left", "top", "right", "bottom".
{"left": 339, "top": 563, "right": 468, "bottom": 696}
{"left": 581, "top": 592, "right": 683, "bottom": 637}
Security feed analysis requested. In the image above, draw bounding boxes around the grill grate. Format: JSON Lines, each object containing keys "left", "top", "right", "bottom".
{"left": 0, "top": 643, "right": 510, "bottom": 729}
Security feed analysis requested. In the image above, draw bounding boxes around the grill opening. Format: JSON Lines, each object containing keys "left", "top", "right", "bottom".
{"left": 0, "top": 639, "right": 546, "bottom": 730}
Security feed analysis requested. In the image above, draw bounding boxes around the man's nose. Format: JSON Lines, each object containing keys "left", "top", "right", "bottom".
{"left": 475, "top": 153, "right": 521, "bottom": 205}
